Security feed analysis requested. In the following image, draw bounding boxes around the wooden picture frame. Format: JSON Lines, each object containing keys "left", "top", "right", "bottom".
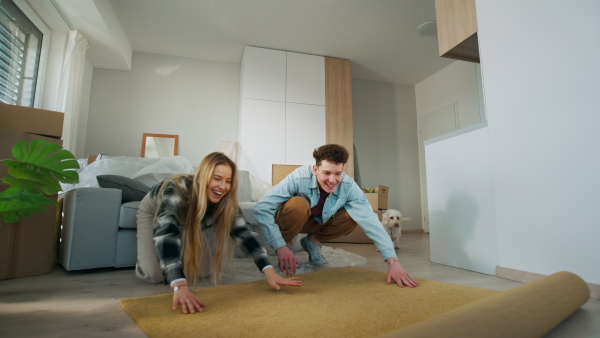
{"left": 141, "top": 133, "right": 179, "bottom": 158}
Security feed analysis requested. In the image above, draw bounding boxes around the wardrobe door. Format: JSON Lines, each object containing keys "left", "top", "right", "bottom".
{"left": 239, "top": 99, "right": 286, "bottom": 184}
{"left": 285, "top": 103, "right": 326, "bottom": 166}
{"left": 241, "top": 46, "right": 286, "bottom": 102}
{"left": 286, "top": 52, "right": 325, "bottom": 106}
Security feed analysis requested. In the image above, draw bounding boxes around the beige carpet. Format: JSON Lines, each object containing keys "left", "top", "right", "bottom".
{"left": 120, "top": 266, "right": 501, "bottom": 337}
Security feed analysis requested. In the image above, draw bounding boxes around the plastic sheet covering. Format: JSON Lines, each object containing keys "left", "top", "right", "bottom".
{"left": 220, "top": 141, "right": 273, "bottom": 202}
{"left": 220, "top": 244, "right": 368, "bottom": 283}
{"left": 61, "top": 155, "right": 194, "bottom": 193}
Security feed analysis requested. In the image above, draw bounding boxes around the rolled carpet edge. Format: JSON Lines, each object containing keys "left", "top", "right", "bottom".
{"left": 381, "top": 271, "right": 590, "bottom": 338}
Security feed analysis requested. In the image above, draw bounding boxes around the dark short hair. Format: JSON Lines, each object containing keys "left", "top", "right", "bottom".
{"left": 313, "top": 144, "right": 349, "bottom": 166}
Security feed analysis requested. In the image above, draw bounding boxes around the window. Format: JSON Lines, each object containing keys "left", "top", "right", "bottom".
{"left": 0, "top": 0, "right": 42, "bottom": 107}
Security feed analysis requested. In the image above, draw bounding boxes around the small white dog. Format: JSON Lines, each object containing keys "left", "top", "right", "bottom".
{"left": 380, "top": 209, "right": 406, "bottom": 250}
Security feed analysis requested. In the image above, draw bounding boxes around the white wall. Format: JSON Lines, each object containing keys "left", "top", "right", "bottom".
{"left": 416, "top": 61, "right": 481, "bottom": 125}
{"left": 40, "top": 31, "right": 68, "bottom": 112}
{"left": 477, "top": 0, "right": 600, "bottom": 283}
{"left": 353, "top": 78, "right": 422, "bottom": 231}
{"left": 72, "top": 59, "right": 94, "bottom": 159}
{"left": 86, "top": 52, "right": 241, "bottom": 165}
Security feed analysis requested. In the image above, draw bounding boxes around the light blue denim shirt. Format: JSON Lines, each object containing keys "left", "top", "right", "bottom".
{"left": 254, "top": 165, "right": 397, "bottom": 260}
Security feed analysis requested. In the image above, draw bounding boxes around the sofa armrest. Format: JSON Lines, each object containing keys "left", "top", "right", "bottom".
{"left": 236, "top": 201, "right": 275, "bottom": 257}
{"left": 59, "top": 188, "right": 122, "bottom": 270}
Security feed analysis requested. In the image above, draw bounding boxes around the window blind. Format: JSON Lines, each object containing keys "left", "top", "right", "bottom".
{"left": 0, "top": 0, "right": 42, "bottom": 107}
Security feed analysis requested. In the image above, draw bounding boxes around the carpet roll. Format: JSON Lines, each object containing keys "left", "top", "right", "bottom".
{"left": 382, "top": 271, "right": 590, "bottom": 338}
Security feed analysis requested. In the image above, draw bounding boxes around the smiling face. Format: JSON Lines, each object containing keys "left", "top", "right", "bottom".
{"left": 206, "top": 164, "right": 232, "bottom": 203}
{"left": 313, "top": 160, "right": 344, "bottom": 194}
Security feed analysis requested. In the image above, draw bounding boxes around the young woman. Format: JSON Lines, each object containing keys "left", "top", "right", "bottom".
{"left": 136, "top": 152, "right": 301, "bottom": 314}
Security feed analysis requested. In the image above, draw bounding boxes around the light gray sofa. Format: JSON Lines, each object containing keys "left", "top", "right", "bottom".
{"left": 58, "top": 170, "right": 266, "bottom": 271}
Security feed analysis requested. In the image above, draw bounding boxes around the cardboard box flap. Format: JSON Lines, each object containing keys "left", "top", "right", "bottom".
{"left": 0, "top": 103, "right": 64, "bottom": 138}
{"left": 377, "top": 185, "right": 389, "bottom": 210}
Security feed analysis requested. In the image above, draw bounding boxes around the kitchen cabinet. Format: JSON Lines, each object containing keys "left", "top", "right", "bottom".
{"left": 435, "top": 0, "right": 480, "bottom": 63}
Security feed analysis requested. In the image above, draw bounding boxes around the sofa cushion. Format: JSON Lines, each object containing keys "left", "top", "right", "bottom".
{"left": 97, "top": 175, "right": 150, "bottom": 203}
{"left": 119, "top": 201, "right": 141, "bottom": 229}
{"left": 237, "top": 170, "right": 252, "bottom": 202}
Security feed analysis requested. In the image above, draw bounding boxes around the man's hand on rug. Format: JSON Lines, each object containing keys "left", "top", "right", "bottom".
{"left": 264, "top": 267, "right": 302, "bottom": 290}
{"left": 276, "top": 245, "right": 299, "bottom": 276}
{"left": 386, "top": 260, "right": 419, "bottom": 288}
{"left": 173, "top": 286, "right": 206, "bottom": 314}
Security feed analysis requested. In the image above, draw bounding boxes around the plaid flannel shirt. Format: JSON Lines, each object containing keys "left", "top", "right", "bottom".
{"left": 150, "top": 175, "right": 270, "bottom": 284}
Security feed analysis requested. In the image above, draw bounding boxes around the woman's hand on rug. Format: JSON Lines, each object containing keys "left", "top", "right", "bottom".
{"left": 276, "top": 245, "right": 299, "bottom": 276}
{"left": 173, "top": 286, "right": 206, "bottom": 314}
{"left": 386, "top": 261, "right": 419, "bottom": 288}
{"left": 264, "top": 267, "right": 302, "bottom": 290}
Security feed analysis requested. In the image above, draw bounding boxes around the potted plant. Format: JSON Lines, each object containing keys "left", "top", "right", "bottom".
{"left": 0, "top": 139, "right": 80, "bottom": 279}
{"left": 0, "top": 139, "right": 80, "bottom": 226}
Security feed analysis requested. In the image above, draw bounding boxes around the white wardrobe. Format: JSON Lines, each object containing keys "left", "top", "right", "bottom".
{"left": 239, "top": 46, "right": 327, "bottom": 184}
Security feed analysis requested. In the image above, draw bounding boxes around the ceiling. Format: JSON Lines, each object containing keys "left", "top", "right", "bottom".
{"left": 33, "top": 0, "right": 455, "bottom": 86}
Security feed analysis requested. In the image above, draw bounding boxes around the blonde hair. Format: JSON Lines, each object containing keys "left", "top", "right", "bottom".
{"left": 157, "top": 152, "right": 239, "bottom": 285}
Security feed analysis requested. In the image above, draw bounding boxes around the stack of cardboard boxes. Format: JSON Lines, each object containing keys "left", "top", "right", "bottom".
{"left": 364, "top": 185, "right": 389, "bottom": 215}
{"left": 334, "top": 185, "right": 389, "bottom": 244}
{"left": 0, "top": 103, "right": 64, "bottom": 280}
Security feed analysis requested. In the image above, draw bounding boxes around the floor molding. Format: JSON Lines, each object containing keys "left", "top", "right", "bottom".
{"left": 402, "top": 229, "right": 425, "bottom": 234}
{"left": 496, "top": 266, "right": 599, "bottom": 299}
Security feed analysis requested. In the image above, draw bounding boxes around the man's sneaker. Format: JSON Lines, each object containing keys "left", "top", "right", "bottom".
{"left": 301, "top": 236, "right": 327, "bottom": 264}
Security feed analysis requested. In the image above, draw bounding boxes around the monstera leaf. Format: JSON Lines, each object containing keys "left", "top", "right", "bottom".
{"left": 0, "top": 186, "right": 56, "bottom": 224}
{"left": 0, "top": 140, "right": 80, "bottom": 226}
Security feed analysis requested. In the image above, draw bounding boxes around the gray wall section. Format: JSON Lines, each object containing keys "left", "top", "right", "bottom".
{"left": 85, "top": 51, "right": 241, "bottom": 165}
{"left": 353, "top": 78, "right": 422, "bottom": 231}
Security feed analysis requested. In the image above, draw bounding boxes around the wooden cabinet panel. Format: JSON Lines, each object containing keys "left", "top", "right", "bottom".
{"left": 325, "top": 57, "right": 354, "bottom": 178}
{"left": 241, "top": 46, "right": 286, "bottom": 101}
{"left": 435, "top": 0, "right": 480, "bottom": 63}
{"left": 285, "top": 103, "right": 326, "bottom": 166}
{"left": 286, "top": 52, "right": 325, "bottom": 105}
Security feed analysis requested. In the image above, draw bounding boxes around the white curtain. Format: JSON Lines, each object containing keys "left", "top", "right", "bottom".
{"left": 57, "top": 30, "right": 89, "bottom": 153}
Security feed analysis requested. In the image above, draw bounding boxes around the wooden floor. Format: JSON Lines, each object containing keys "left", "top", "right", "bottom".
{"left": 0, "top": 233, "right": 598, "bottom": 337}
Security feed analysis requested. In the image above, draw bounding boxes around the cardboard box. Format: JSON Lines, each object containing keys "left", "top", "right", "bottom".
{"left": 0, "top": 103, "right": 64, "bottom": 138}
{"left": 364, "top": 185, "right": 389, "bottom": 211}
{"left": 0, "top": 128, "right": 63, "bottom": 178}
{"left": 88, "top": 154, "right": 98, "bottom": 165}
{"left": 272, "top": 164, "right": 302, "bottom": 185}
{"left": 0, "top": 104, "right": 64, "bottom": 280}
{"left": 0, "top": 183, "right": 58, "bottom": 280}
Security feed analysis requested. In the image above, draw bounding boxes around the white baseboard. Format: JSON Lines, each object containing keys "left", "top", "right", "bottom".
{"left": 401, "top": 229, "right": 425, "bottom": 234}
{"left": 496, "top": 266, "right": 599, "bottom": 299}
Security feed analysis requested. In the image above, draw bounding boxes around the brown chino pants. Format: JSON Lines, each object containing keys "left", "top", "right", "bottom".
{"left": 275, "top": 196, "right": 358, "bottom": 243}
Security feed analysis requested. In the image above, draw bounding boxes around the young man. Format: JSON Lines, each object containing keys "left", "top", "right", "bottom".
{"left": 254, "top": 144, "right": 418, "bottom": 287}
